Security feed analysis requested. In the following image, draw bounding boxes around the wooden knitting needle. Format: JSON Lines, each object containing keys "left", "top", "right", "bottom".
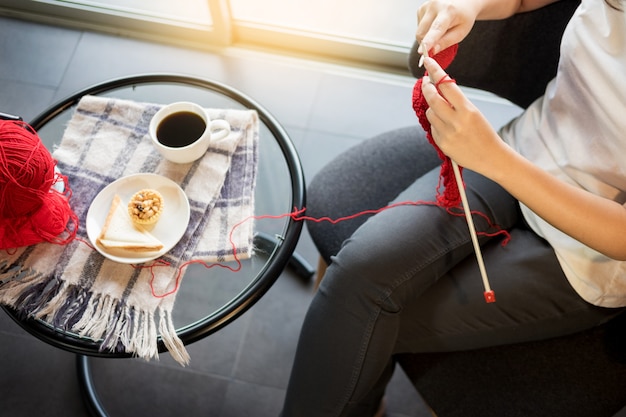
{"left": 422, "top": 45, "right": 495, "bottom": 302}
{"left": 450, "top": 160, "right": 495, "bottom": 303}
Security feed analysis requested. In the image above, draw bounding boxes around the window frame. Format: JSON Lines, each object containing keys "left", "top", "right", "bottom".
{"left": 0, "top": 0, "right": 411, "bottom": 72}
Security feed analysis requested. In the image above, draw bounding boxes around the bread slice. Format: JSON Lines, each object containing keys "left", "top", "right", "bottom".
{"left": 97, "top": 194, "right": 164, "bottom": 252}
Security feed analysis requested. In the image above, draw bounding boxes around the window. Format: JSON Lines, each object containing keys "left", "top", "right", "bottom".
{"left": 0, "top": 0, "right": 421, "bottom": 71}
{"left": 230, "top": 0, "right": 418, "bottom": 68}
{"left": 57, "top": 0, "right": 213, "bottom": 25}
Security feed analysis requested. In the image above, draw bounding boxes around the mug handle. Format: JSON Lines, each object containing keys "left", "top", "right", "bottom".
{"left": 209, "top": 119, "right": 231, "bottom": 141}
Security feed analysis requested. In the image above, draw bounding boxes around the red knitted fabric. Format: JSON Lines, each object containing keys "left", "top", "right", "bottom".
{"left": 412, "top": 44, "right": 461, "bottom": 207}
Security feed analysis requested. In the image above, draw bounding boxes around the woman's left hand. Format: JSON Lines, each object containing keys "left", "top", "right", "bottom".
{"left": 421, "top": 56, "right": 508, "bottom": 178}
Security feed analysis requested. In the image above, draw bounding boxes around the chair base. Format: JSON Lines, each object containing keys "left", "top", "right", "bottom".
{"left": 397, "top": 313, "right": 626, "bottom": 417}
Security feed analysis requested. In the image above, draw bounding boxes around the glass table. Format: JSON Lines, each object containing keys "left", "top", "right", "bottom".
{"left": 1, "top": 74, "right": 313, "bottom": 416}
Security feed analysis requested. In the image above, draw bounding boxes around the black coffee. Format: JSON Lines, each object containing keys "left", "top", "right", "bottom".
{"left": 156, "top": 111, "right": 206, "bottom": 148}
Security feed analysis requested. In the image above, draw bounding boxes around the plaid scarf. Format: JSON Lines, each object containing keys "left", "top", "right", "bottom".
{"left": 0, "top": 96, "right": 259, "bottom": 364}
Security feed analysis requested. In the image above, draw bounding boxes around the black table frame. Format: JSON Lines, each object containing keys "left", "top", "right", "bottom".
{"left": 2, "top": 74, "right": 312, "bottom": 416}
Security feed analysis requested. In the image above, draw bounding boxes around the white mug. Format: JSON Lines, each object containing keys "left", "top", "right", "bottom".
{"left": 149, "top": 101, "right": 231, "bottom": 164}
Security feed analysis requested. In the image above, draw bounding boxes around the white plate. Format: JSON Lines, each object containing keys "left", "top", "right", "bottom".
{"left": 86, "top": 173, "right": 190, "bottom": 264}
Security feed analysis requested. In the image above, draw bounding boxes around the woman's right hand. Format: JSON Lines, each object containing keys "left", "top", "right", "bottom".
{"left": 415, "top": 0, "right": 480, "bottom": 56}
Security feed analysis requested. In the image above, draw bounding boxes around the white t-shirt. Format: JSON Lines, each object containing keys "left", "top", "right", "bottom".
{"left": 499, "top": 0, "right": 626, "bottom": 307}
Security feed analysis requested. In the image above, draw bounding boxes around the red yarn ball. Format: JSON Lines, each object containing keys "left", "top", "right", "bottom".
{"left": 0, "top": 120, "right": 78, "bottom": 249}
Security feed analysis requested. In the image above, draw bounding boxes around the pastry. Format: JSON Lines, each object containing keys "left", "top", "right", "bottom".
{"left": 128, "top": 189, "right": 163, "bottom": 225}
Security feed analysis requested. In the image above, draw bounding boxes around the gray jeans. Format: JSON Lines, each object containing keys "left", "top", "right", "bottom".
{"left": 282, "top": 126, "right": 619, "bottom": 417}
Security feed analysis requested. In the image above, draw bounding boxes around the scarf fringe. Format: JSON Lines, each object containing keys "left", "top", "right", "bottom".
{"left": 0, "top": 264, "right": 61, "bottom": 318}
{"left": 158, "top": 307, "right": 190, "bottom": 366}
{"left": 0, "top": 270, "right": 189, "bottom": 365}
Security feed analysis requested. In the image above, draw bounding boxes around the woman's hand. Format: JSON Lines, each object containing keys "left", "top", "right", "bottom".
{"left": 421, "top": 58, "right": 626, "bottom": 261}
{"left": 416, "top": 0, "right": 480, "bottom": 56}
{"left": 416, "top": 0, "right": 561, "bottom": 56}
{"left": 421, "top": 57, "right": 508, "bottom": 178}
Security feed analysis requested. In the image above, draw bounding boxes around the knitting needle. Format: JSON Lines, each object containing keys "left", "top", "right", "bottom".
{"left": 417, "top": 41, "right": 431, "bottom": 67}
{"left": 450, "top": 160, "right": 495, "bottom": 303}
{"left": 422, "top": 45, "right": 495, "bottom": 303}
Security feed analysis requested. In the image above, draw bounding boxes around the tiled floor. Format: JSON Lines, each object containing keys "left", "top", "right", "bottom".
{"left": 0, "top": 14, "right": 521, "bottom": 417}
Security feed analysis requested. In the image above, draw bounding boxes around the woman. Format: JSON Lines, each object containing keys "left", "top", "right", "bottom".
{"left": 282, "top": 0, "right": 626, "bottom": 415}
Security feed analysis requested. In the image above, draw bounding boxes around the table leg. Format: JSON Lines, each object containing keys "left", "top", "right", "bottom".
{"left": 253, "top": 232, "right": 316, "bottom": 280}
{"left": 76, "top": 355, "right": 108, "bottom": 417}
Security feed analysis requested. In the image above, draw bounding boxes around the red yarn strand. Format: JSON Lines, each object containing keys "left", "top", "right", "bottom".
{"left": 143, "top": 203, "right": 510, "bottom": 298}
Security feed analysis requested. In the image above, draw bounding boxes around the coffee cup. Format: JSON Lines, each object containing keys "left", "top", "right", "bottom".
{"left": 149, "top": 102, "right": 231, "bottom": 164}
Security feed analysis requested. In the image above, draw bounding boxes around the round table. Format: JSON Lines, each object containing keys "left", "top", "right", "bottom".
{"left": 1, "top": 74, "right": 312, "bottom": 416}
